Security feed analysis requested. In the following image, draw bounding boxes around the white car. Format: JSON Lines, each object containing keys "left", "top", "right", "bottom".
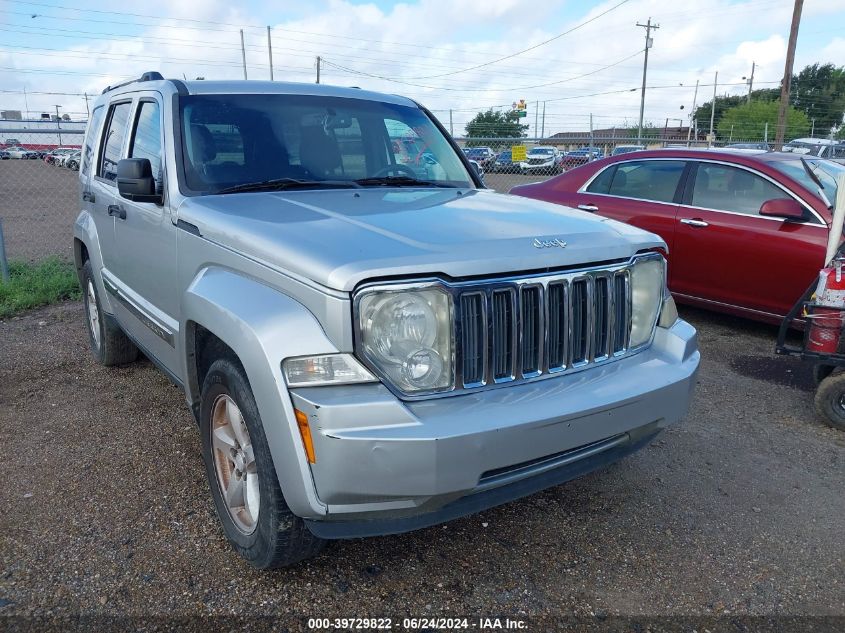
{"left": 519, "top": 147, "right": 560, "bottom": 174}
{"left": 5, "top": 145, "right": 37, "bottom": 159}
{"left": 782, "top": 138, "right": 845, "bottom": 163}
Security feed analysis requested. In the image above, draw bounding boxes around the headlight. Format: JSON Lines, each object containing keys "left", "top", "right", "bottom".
{"left": 283, "top": 354, "right": 376, "bottom": 388}
{"left": 630, "top": 255, "right": 665, "bottom": 348}
{"left": 357, "top": 287, "right": 453, "bottom": 394}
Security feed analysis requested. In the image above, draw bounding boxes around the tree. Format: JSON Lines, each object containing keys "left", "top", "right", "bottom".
{"left": 717, "top": 100, "right": 810, "bottom": 142}
{"left": 464, "top": 109, "right": 528, "bottom": 141}
{"left": 693, "top": 88, "right": 780, "bottom": 130}
{"left": 792, "top": 63, "right": 845, "bottom": 133}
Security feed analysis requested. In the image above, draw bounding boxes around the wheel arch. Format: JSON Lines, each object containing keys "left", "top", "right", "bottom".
{"left": 181, "top": 267, "right": 337, "bottom": 519}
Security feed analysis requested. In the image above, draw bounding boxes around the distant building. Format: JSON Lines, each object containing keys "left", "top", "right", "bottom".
{"left": 1, "top": 110, "right": 22, "bottom": 120}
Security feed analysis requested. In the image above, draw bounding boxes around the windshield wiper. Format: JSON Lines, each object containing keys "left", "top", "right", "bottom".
{"left": 215, "top": 178, "right": 360, "bottom": 194}
{"left": 355, "top": 176, "right": 456, "bottom": 188}
{"left": 801, "top": 157, "right": 833, "bottom": 209}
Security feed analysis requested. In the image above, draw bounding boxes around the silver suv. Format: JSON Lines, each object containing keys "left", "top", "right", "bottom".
{"left": 74, "top": 72, "right": 700, "bottom": 568}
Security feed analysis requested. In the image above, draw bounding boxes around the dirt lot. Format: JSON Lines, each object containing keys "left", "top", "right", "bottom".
{"left": 0, "top": 160, "right": 78, "bottom": 262}
{"left": 1, "top": 299, "right": 843, "bottom": 627}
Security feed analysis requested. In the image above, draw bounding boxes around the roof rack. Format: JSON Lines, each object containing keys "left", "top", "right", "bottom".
{"left": 102, "top": 71, "right": 165, "bottom": 95}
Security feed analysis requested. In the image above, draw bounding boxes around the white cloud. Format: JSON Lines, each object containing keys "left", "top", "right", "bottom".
{"left": 0, "top": 0, "right": 842, "bottom": 135}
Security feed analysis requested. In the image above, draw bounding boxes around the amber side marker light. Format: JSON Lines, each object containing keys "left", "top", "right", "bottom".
{"left": 294, "top": 408, "right": 316, "bottom": 464}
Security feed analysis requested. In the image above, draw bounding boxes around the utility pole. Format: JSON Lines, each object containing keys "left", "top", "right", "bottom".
{"left": 709, "top": 71, "right": 718, "bottom": 146}
{"left": 267, "top": 26, "right": 274, "bottom": 80}
{"left": 746, "top": 61, "right": 755, "bottom": 103}
{"left": 449, "top": 110, "right": 453, "bottom": 136}
{"left": 541, "top": 102, "right": 546, "bottom": 138}
{"left": 23, "top": 87, "right": 30, "bottom": 120}
{"left": 535, "top": 101, "right": 539, "bottom": 139}
{"left": 240, "top": 29, "right": 248, "bottom": 80}
{"left": 811, "top": 118, "right": 816, "bottom": 137}
{"left": 589, "top": 113, "right": 594, "bottom": 153}
{"left": 316, "top": 56, "right": 321, "bottom": 84}
{"left": 82, "top": 92, "right": 90, "bottom": 118}
{"left": 686, "top": 79, "right": 699, "bottom": 147}
{"left": 54, "top": 105, "right": 62, "bottom": 145}
{"left": 636, "top": 18, "right": 659, "bottom": 145}
{"left": 776, "top": 0, "right": 803, "bottom": 149}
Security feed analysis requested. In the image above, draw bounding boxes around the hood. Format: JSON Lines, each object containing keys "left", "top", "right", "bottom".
{"left": 176, "top": 188, "right": 664, "bottom": 292}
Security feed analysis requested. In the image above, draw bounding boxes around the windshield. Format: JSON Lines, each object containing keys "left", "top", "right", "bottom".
{"left": 179, "top": 94, "right": 472, "bottom": 193}
{"left": 769, "top": 157, "right": 844, "bottom": 206}
{"left": 529, "top": 148, "right": 554, "bottom": 156}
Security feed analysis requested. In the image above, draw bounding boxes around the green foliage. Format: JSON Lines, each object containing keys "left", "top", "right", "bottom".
{"left": 717, "top": 100, "right": 810, "bottom": 141}
{"left": 694, "top": 63, "right": 845, "bottom": 138}
{"left": 693, "top": 88, "right": 780, "bottom": 129}
{"left": 0, "top": 258, "right": 80, "bottom": 318}
{"left": 465, "top": 109, "right": 529, "bottom": 140}
{"left": 625, "top": 122, "right": 661, "bottom": 139}
{"left": 793, "top": 63, "right": 845, "bottom": 133}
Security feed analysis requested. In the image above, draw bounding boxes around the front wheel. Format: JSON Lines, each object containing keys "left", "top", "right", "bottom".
{"left": 813, "top": 373, "right": 845, "bottom": 431}
{"left": 200, "top": 358, "right": 325, "bottom": 568}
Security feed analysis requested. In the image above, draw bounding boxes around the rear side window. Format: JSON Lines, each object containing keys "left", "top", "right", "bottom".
{"left": 586, "top": 165, "right": 616, "bottom": 194}
{"left": 129, "top": 101, "right": 163, "bottom": 191}
{"left": 691, "top": 163, "right": 790, "bottom": 215}
{"left": 81, "top": 106, "right": 105, "bottom": 177}
{"left": 605, "top": 160, "right": 686, "bottom": 203}
{"left": 98, "top": 102, "right": 132, "bottom": 182}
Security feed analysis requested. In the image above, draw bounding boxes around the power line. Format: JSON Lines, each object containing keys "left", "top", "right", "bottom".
{"left": 405, "top": 0, "right": 631, "bottom": 79}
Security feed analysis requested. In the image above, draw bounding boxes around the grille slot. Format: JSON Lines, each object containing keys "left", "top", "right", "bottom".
{"left": 547, "top": 281, "right": 567, "bottom": 370}
{"left": 460, "top": 293, "right": 485, "bottom": 385}
{"left": 491, "top": 289, "right": 516, "bottom": 380}
{"left": 593, "top": 276, "right": 611, "bottom": 360}
{"left": 613, "top": 272, "right": 630, "bottom": 353}
{"left": 570, "top": 279, "right": 589, "bottom": 364}
{"left": 520, "top": 286, "right": 542, "bottom": 375}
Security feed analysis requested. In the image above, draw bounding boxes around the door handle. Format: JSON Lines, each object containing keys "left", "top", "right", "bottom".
{"left": 680, "top": 218, "right": 709, "bottom": 227}
{"left": 107, "top": 204, "right": 127, "bottom": 220}
{"left": 82, "top": 191, "right": 95, "bottom": 203}
{"left": 577, "top": 203, "right": 599, "bottom": 212}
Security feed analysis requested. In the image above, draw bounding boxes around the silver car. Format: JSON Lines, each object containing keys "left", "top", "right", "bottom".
{"left": 74, "top": 72, "right": 700, "bottom": 568}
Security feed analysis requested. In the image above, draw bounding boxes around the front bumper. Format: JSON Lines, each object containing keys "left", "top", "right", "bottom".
{"left": 291, "top": 319, "right": 699, "bottom": 536}
{"left": 520, "top": 161, "right": 556, "bottom": 172}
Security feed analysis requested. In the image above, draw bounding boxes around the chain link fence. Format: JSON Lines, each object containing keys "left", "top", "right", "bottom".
{"left": 0, "top": 129, "right": 83, "bottom": 265}
{"left": 0, "top": 124, "right": 828, "bottom": 269}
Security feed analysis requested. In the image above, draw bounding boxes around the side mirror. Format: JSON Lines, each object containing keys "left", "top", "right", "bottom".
{"left": 117, "top": 158, "right": 161, "bottom": 203}
{"left": 759, "top": 197, "right": 805, "bottom": 220}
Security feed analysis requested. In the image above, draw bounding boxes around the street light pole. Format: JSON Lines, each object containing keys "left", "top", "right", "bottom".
{"left": 686, "top": 79, "right": 699, "bottom": 147}
{"left": 54, "top": 104, "right": 62, "bottom": 145}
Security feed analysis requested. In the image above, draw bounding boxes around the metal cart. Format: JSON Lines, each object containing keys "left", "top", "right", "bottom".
{"left": 775, "top": 164, "right": 845, "bottom": 431}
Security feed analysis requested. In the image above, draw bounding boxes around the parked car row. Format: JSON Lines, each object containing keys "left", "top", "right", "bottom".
{"left": 45, "top": 147, "right": 82, "bottom": 170}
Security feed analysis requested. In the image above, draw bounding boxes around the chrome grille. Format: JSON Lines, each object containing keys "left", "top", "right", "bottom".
{"left": 454, "top": 264, "right": 634, "bottom": 391}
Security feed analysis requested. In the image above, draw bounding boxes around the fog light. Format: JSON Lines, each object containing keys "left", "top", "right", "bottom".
{"left": 402, "top": 347, "right": 444, "bottom": 388}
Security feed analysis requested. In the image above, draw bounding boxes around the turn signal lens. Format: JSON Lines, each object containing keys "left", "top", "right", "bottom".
{"left": 294, "top": 408, "right": 316, "bottom": 464}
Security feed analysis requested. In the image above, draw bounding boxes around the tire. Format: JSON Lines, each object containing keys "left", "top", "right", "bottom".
{"left": 81, "top": 260, "right": 139, "bottom": 366}
{"left": 200, "top": 358, "right": 325, "bottom": 568}
{"left": 813, "top": 373, "right": 845, "bottom": 431}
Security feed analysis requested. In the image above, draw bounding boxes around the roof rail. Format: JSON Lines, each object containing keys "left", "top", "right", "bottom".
{"left": 102, "top": 71, "right": 165, "bottom": 95}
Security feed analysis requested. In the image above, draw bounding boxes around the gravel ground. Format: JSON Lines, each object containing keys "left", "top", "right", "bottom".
{"left": 1, "top": 301, "right": 844, "bottom": 628}
{"left": 0, "top": 160, "right": 77, "bottom": 262}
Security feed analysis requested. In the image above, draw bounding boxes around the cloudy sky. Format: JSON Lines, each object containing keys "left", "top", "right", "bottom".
{"left": 1, "top": 0, "right": 843, "bottom": 135}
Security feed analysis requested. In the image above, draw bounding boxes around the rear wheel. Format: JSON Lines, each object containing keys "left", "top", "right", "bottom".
{"left": 200, "top": 358, "right": 325, "bottom": 568}
{"left": 813, "top": 373, "right": 845, "bottom": 431}
{"left": 81, "top": 260, "right": 139, "bottom": 366}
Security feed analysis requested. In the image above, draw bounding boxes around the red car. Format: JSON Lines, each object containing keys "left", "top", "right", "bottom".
{"left": 511, "top": 149, "right": 845, "bottom": 324}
